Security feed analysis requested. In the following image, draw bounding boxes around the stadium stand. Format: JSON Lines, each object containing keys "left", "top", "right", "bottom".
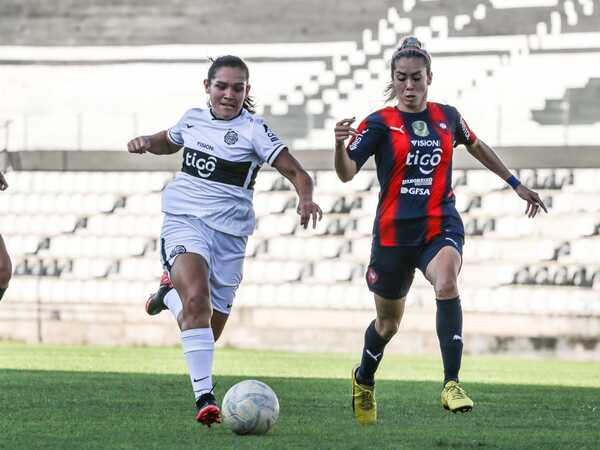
{"left": 0, "top": 0, "right": 399, "bottom": 45}
{"left": 532, "top": 77, "right": 600, "bottom": 125}
{"left": 1, "top": 167, "right": 600, "bottom": 349}
{"left": 0, "top": 0, "right": 599, "bottom": 356}
{"left": 2, "top": 2, "right": 600, "bottom": 150}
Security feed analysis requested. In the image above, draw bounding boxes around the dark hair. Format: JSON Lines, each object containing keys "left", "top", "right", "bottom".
{"left": 207, "top": 55, "right": 256, "bottom": 114}
{"left": 384, "top": 36, "right": 432, "bottom": 103}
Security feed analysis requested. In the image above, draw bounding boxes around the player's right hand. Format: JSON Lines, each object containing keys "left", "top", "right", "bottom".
{"left": 127, "top": 136, "right": 151, "bottom": 154}
{"left": 334, "top": 117, "right": 358, "bottom": 144}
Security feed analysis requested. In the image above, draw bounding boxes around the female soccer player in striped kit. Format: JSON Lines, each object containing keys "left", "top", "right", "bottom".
{"left": 128, "top": 55, "right": 322, "bottom": 427}
{"left": 334, "top": 37, "right": 547, "bottom": 424}
{"left": 0, "top": 171, "right": 12, "bottom": 302}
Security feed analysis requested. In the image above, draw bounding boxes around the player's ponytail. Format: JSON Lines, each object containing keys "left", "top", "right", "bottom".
{"left": 384, "top": 36, "right": 432, "bottom": 103}
{"left": 207, "top": 55, "right": 257, "bottom": 114}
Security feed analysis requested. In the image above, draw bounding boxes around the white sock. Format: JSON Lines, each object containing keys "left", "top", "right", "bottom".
{"left": 181, "top": 328, "right": 214, "bottom": 400}
{"left": 164, "top": 289, "right": 183, "bottom": 322}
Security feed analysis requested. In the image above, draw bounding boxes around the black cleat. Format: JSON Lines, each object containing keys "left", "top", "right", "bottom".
{"left": 145, "top": 271, "right": 173, "bottom": 316}
{"left": 195, "top": 392, "right": 221, "bottom": 427}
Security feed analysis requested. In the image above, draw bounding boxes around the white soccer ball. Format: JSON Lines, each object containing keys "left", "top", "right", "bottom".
{"left": 221, "top": 379, "right": 279, "bottom": 435}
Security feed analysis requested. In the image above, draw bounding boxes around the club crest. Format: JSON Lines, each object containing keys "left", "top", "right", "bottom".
{"left": 411, "top": 120, "right": 429, "bottom": 137}
{"left": 224, "top": 129, "right": 239, "bottom": 145}
{"left": 169, "top": 245, "right": 187, "bottom": 259}
{"left": 367, "top": 267, "right": 379, "bottom": 285}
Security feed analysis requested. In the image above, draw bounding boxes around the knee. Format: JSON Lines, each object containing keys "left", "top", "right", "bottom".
{"left": 182, "top": 288, "right": 211, "bottom": 322}
{"left": 376, "top": 318, "right": 400, "bottom": 340}
{"left": 0, "top": 258, "right": 12, "bottom": 286}
{"left": 434, "top": 278, "right": 458, "bottom": 299}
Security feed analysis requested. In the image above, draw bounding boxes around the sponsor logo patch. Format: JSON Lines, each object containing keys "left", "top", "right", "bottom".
{"left": 349, "top": 129, "right": 369, "bottom": 151}
{"left": 406, "top": 148, "right": 443, "bottom": 175}
{"left": 196, "top": 141, "right": 214, "bottom": 152}
{"left": 262, "top": 123, "right": 280, "bottom": 143}
{"left": 402, "top": 177, "right": 433, "bottom": 186}
{"left": 410, "top": 139, "right": 440, "bottom": 147}
{"left": 459, "top": 117, "right": 471, "bottom": 141}
{"left": 185, "top": 151, "right": 217, "bottom": 178}
{"left": 401, "top": 186, "right": 431, "bottom": 195}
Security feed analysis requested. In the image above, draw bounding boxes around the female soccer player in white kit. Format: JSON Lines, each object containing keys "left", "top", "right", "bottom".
{"left": 127, "top": 55, "right": 322, "bottom": 427}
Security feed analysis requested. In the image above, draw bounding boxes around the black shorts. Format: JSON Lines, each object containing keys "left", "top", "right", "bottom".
{"left": 365, "top": 233, "right": 464, "bottom": 300}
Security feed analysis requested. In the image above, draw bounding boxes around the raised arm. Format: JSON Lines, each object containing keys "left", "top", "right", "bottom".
{"left": 334, "top": 118, "right": 359, "bottom": 182}
{"left": 466, "top": 139, "right": 547, "bottom": 218}
{"left": 272, "top": 149, "right": 323, "bottom": 229}
{"left": 127, "top": 130, "right": 181, "bottom": 155}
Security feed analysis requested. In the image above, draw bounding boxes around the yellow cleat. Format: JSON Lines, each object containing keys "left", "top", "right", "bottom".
{"left": 351, "top": 366, "right": 377, "bottom": 425}
{"left": 441, "top": 380, "right": 474, "bottom": 413}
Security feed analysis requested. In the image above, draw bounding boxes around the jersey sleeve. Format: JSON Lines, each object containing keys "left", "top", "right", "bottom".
{"left": 454, "top": 108, "right": 478, "bottom": 147}
{"left": 166, "top": 110, "right": 191, "bottom": 146}
{"left": 252, "top": 116, "right": 287, "bottom": 166}
{"left": 345, "top": 117, "right": 386, "bottom": 170}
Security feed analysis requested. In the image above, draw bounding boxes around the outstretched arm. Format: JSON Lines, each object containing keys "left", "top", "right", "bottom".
{"left": 127, "top": 130, "right": 181, "bottom": 155}
{"left": 466, "top": 139, "right": 548, "bottom": 218}
{"left": 272, "top": 149, "right": 323, "bottom": 229}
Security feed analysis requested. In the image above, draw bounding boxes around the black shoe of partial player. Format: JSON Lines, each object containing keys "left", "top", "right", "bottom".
{"left": 195, "top": 392, "right": 221, "bottom": 427}
{"left": 144, "top": 271, "right": 173, "bottom": 316}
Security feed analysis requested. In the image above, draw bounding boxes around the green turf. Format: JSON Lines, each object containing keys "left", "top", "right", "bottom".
{"left": 1, "top": 343, "right": 599, "bottom": 449}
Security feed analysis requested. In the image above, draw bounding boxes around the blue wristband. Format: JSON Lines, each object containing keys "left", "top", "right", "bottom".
{"left": 506, "top": 175, "right": 521, "bottom": 189}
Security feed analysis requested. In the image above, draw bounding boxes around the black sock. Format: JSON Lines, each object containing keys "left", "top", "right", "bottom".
{"left": 357, "top": 320, "right": 389, "bottom": 385}
{"left": 436, "top": 297, "right": 463, "bottom": 384}
{"left": 0, "top": 287, "right": 6, "bottom": 301}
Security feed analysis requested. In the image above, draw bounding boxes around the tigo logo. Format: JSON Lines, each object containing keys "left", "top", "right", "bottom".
{"left": 406, "top": 148, "right": 443, "bottom": 175}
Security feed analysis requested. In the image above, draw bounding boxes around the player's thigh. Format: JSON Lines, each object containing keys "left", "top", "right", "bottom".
{"left": 423, "top": 245, "right": 462, "bottom": 287}
{"left": 366, "top": 244, "right": 417, "bottom": 300}
{"left": 170, "top": 252, "right": 211, "bottom": 301}
{"left": 160, "top": 213, "right": 212, "bottom": 303}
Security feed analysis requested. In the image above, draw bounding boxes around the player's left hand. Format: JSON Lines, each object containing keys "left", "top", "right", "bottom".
{"left": 0, "top": 171, "right": 8, "bottom": 191}
{"left": 515, "top": 184, "right": 547, "bottom": 218}
{"left": 297, "top": 200, "right": 323, "bottom": 229}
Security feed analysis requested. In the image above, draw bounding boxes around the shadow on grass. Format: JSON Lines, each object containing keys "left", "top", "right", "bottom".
{"left": 0, "top": 370, "right": 598, "bottom": 450}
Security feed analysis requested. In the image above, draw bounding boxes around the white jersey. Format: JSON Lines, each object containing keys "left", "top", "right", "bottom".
{"left": 163, "top": 107, "right": 286, "bottom": 236}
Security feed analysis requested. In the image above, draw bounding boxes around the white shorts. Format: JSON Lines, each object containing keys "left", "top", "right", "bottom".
{"left": 159, "top": 213, "right": 247, "bottom": 315}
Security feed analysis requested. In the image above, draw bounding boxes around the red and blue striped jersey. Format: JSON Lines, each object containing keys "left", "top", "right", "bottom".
{"left": 346, "top": 102, "right": 477, "bottom": 246}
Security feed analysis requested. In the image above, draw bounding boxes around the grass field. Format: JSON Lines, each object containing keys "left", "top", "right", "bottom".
{"left": 1, "top": 343, "right": 599, "bottom": 449}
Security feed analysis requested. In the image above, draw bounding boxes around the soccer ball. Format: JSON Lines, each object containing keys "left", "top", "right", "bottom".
{"left": 221, "top": 379, "right": 279, "bottom": 435}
